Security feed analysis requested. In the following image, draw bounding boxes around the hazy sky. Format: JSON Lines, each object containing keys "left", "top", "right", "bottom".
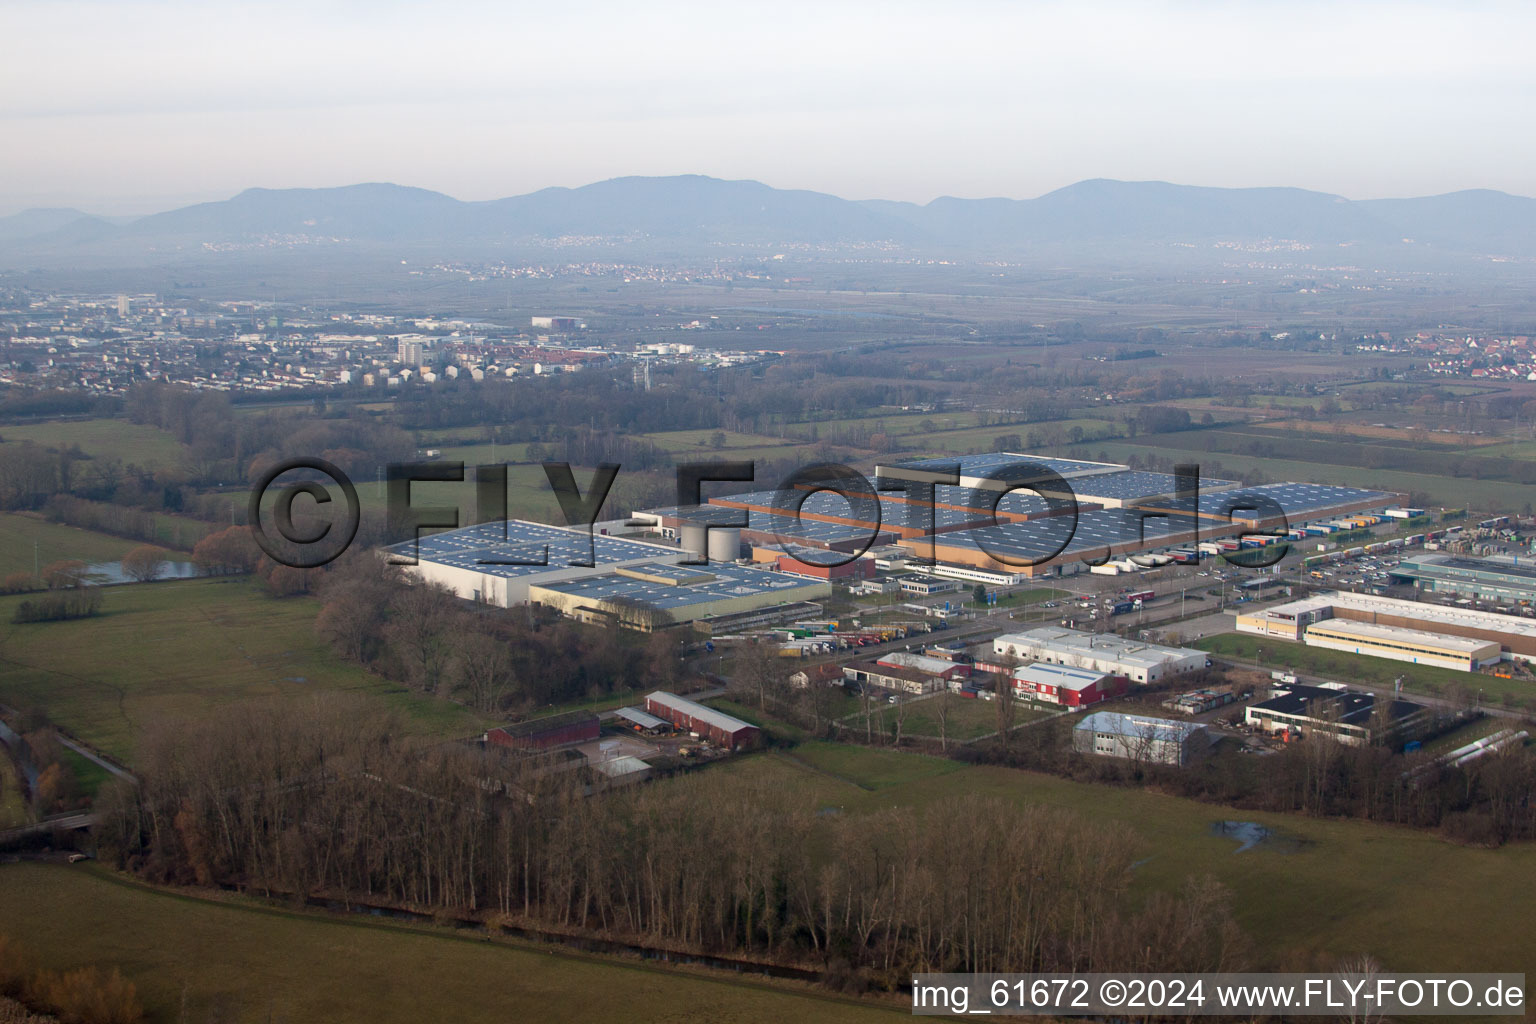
{"left": 3, "top": 0, "right": 1533, "bottom": 215}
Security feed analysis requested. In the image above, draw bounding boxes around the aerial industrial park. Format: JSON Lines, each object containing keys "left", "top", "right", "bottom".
{"left": 2, "top": 3, "right": 1535, "bottom": 1019}
{"left": 358, "top": 446, "right": 1536, "bottom": 800}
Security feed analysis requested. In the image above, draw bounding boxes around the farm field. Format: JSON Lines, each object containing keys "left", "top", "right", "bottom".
{"left": 0, "top": 578, "right": 488, "bottom": 763}
{"left": 734, "top": 742, "right": 1536, "bottom": 975}
{"left": 0, "top": 513, "right": 142, "bottom": 578}
{"left": 903, "top": 419, "right": 1118, "bottom": 454}
{"left": 781, "top": 409, "right": 986, "bottom": 440}
{"left": 1196, "top": 633, "right": 1534, "bottom": 707}
{"left": 0, "top": 864, "right": 904, "bottom": 1024}
{"left": 0, "top": 417, "right": 187, "bottom": 468}
{"left": 1060, "top": 439, "right": 1531, "bottom": 510}
{"left": 642, "top": 428, "right": 801, "bottom": 453}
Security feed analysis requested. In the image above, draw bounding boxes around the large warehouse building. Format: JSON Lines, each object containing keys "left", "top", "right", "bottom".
{"left": 1235, "top": 590, "right": 1536, "bottom": 668}
{"left": 989, "top": 627, "right": 1208, "bottom": 684}
{"left": 392, "top": 452, "right": 1401, "bottom": 631}
{"left": 1072, "top": 711, "right": 1210, "bottom": 766}
{"left": 485, "top": 711, "right": 601, "bottom": 751}
{"left": 386, "top": 520, "right": 829, "bottom": 630}
{"left": 385, "top": 520, "right": 686, "bottom": 606}
{"left": 1393, "top": 554, "right": 1536, "bottom": 606}
{"left": 1245, "top": 681, "right": 1430, "bottom": 747}
{"left": 527, "top": 562, "right": 830, "bottom": 630}
{"left": 1302, "top": 619, "right": 1502, "bottom": 672}
{"left": 644, "top": 691, "right": 759, "bottom": 749}
{"left": 1010, "top": 662, "right": 1128, "bottom": 707}
{"left": 634, "top": 453, "right": 1398, "bottom": 580}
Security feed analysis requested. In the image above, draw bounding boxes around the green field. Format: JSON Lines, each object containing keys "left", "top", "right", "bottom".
{"left": 0, "top": 418, "right": 187, "bottom": 468}
{"left": 781, "top": 409, "right": 985, "bottom": 440}
{"left": 905, "top": 418, "right": 1118, "bottom": 453}
{"left": 58, "top": 746, "right": 114, "bottom": 799}
{"left": 0, "top": 578, "right": 488, "bottom": 763}
{"left": 287, "top": 462, "right": 567, "bottom": 527}
{"left": 707, "top": 696, "right": 813, "bottom": 743}
{"left": 898, "top": 696, "right": 1056, "bottom": 740}
{"left": 0, "top": 513, "right": 143, "bottom": 578}
{"left": 643, "top": 428, "right": 801, "bottom": 453}
{"left": 733, "top": 743, "right": 1536, "bottom": 975}
{"left": 1197, "top": 633, "right": 1535, "bottom": 706}
{"left": 0, "top": 864, "right": 904, "bottom": 1024}
{"left": 989, "top": 586, "right": 1069, "bottom": 609}
{"left": 781, "top": 740, "right": 965, "bottom": 790}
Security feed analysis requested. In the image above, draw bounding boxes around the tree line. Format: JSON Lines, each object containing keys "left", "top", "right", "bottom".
{"left": 94, "top": 696, "right": 1249, "bottom": 987}
{"left": 313, "top": 555, "right": 687, "bottom": 714}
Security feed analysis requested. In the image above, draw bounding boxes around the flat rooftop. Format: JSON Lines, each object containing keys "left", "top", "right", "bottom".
{"left": 1399, "top": 553, "right": 1536, "bottom": 586}
{"left": 533, "top": 561, "right": 824, "bottom": 611}
{"left": 877, "top": 452, "right": 1123, "bottom": 482}
{"left": 708, "top": 489, "right": 995, "bottom": 531}
{"left": 1013, "top": 662, "right": 1107, "bottom": 689}
{"left": 641, "top": 504, "right": 894, "bottom": 546}
{"left": 926, "top": 507, "right": 1205, "bottom": 563}
{"left": 1252, "top": 683, "right": 1425, "bottom": 727}
{"left": 1240, "top": 590, "right": 1536, "bottom": 641}
{"left": 384, "top": 520, "right": 680, "bottom": 579}
{"left": 1074, "top": 710, "right": 1205, "bottom": 742}
{"left": 1306, "top": 617, "right": 1502, "bottom": 655}
{"left": 1064, "top": 469, "right": 1238, "bottom": 502}
{"left": 996, "top": 626, "right": 1206, "bottom": 669}
{"left": 1142, "top": 482, "right": 1396, "bottom": 523}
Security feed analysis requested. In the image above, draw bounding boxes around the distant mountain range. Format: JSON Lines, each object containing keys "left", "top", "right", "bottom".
{"left": 3, "top": 175, "right": 1535, "bottom": 264}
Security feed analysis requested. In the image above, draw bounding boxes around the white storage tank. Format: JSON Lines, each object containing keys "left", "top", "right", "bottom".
{"left": 707, "top": 527, "right": 742, "bottom": 564}
{"left": 680, "top": 524, "right": 709, "bottom": 562}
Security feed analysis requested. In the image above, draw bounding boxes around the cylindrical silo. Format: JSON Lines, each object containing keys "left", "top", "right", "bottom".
{"left": 707, "top": 527, "right": 742, "bottom": 564}
{"left": 680, "top": 524, "right": 709, "bottom": 562}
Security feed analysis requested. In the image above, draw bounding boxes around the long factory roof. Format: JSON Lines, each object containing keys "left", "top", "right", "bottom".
{"left": 707, "top": 489, "right": 995, "bottom": 531}
{"left": 646, "top": 691, "right": 756, "bottom": 735}
{"left": 1065, "top": 469, "right": 1239, "bottom": 502}
{"left": 1398, "top": 553, "right": 1536, "bottom": 587}
{"left": 1305, "top": 617, "right": 1501, "bottom": 655}
{"left": 878, "top": 452, "right": 1123, "bottom": 482}
{"left": 1012, "top": 662, "right": 1109, "bottom": 689}
{"left": 640, "top": 503, "right": 895, "bottom": 545}
{"left": 1239, "top": 590, "right": 1536, "bottom": 640}
{"left": 996, "top": 626, "right": 1207, "bottom": 668}
{"left": 1251, "top": 683, "right": 1425, "bottom": 727}
{"left": 1140, "top": 482, "right": 1396, "bottom": 522}
{"left": 533, "top": 561, "right": 824, "bottom": 610}
{"left": 383, "top": 520, "right": 680, "bottom": 578}
{"left": 924, "top": 507, "right": 1205, "bottom": 563}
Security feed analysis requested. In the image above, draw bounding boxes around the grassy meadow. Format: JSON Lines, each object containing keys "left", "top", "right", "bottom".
{"left": 0, "top": 578, "right": 488, "bottom": 763}
{"left": 746, "top": 742, "right": 1536, "bottom": 977}
{"left": 0, "top": 864, "right": 906, "bottom": 1024}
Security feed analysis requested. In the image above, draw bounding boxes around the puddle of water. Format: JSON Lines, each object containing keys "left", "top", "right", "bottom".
{"left": 1210, "top": 820, "right": 1306, "bottom": 854}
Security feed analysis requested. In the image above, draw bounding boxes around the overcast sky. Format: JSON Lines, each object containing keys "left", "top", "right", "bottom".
{"left": 2, "top": 0, "right": 1533, "bottom": 215}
